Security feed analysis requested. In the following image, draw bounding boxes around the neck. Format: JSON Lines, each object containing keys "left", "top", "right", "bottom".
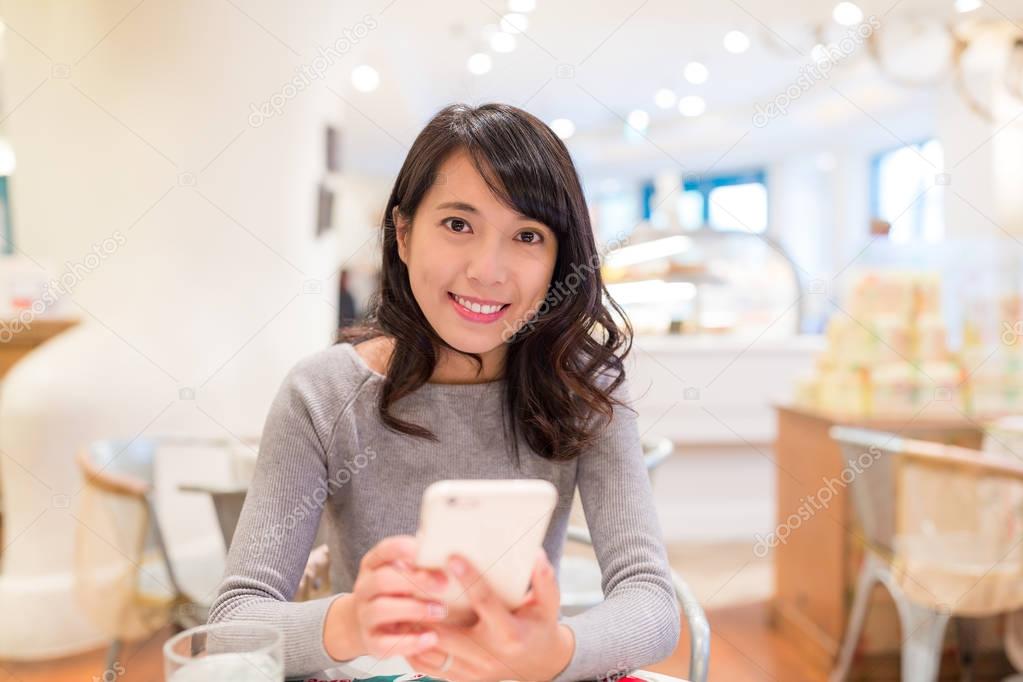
{"left": 430, "top": 344, "right": 506, "bottom": 384}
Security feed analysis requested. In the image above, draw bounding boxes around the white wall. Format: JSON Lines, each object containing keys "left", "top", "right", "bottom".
{"left": 0, "top": 0, "right": 384, "bottom": 656}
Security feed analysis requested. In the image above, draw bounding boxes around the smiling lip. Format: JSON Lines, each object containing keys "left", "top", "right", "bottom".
{"left": 448, "top": 292, "right": 510, "bottom": 323}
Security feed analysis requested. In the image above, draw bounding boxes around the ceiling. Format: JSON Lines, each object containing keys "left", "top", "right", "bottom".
{"left": 330, "top": 0, "right": 1023, "bottom": 183}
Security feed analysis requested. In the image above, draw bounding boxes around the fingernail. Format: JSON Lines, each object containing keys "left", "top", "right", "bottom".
{"left": 394, "top": 559, "right": 411, "bottom": 572}
{"left": 419, "top": 631, "right": 438, "bottom": 647}
{"left": 448, "top": 557, "right": 465, "bottom": 577}
{"left": 427, "top": 602, "right": 447, "bottom": 620}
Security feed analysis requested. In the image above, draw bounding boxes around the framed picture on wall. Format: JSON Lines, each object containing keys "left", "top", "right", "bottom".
{"left": 0, "top": 176, "right": 13, "bottom": 254}
{"left": 316, "top": 182, "right": 335, "bottom": 237}
{"left": 326, "top": 125, "right": 341, "bottom": 173}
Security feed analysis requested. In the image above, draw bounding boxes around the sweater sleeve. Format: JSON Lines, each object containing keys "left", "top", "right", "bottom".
{"left": 551, "top": 376, "right": 681, "bottom": 682}
{"left": 207, "top": 359, "right": 352, "bottom": 677}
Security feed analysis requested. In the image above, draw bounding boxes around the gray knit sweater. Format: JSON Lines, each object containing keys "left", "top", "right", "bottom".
{"left": 208, "top": 342, "right": 680, "bottom": 681}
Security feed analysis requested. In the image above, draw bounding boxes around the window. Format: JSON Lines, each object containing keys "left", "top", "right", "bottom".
{"left": 643, "top": 170, "right": 769, "bottom": 232}
{"left": 592, "top": 188, "right": 641, "bottom": 243}
{"left": 707, "top": 182, "right": 769, "bottom": 232}
{"left": 871, "top": 139, "right": 945, "bottom": 243}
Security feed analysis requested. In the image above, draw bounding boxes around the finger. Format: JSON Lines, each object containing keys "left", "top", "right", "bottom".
{"left": 446, "top": 554, "right": 516, "bottom": 635}
{"left": 360, "top": 535, "right": 418, "bottom": 571}
{"left": 520, "top": 550, "right": 559, "bottom": 616}
{"left": 408, "top": 648, "right": 447, "bottom": 668}
{"left": 365, "top": 629, "right": 440, "bottom": 659}
{"left": 394, "top": 562, "right": 449, "bottom": 597}
{"left": 365, "top": 565, "right": 443, "bottom": 599}
{"left": 408, "top": 642, "right": 485, "bottom": 681}
{"left": 427, "top": 623, "right": 496, "bottom": 669}
{"left": 362, "top": 566, "right": 422, "bottom": 598}
{"left": 362, "top": 596, "right": 447, "bottom": 631}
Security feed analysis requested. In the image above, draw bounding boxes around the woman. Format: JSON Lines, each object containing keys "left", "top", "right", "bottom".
{"left": 209, "top": 103, "right": 680, "bottom": 682}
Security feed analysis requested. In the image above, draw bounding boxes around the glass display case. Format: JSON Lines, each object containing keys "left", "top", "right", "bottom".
{"left": 601, "top": 225, "right": 804, "bottom": 338}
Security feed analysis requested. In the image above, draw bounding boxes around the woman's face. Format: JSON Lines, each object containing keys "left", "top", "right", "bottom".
{"left": 396, "top": 150, "right": 558, "bottom": 357}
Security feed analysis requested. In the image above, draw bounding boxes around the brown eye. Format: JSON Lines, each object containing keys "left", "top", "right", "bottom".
{"left": 517, "top": 230, "right": 542, "bottom": 243}
{"left": 443, "top": 217, "right": 471, "bottom": 233}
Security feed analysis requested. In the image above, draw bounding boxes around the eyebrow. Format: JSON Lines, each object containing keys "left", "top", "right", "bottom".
{"left": 435, "top": 201, "right": 480, "bottom": 214}
{"left": 435, "top": 201, "right": 534, "bottom": 222}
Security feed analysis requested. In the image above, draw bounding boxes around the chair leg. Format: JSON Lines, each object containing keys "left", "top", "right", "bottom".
{"left": 894, "top": 597, "right": 951, "bottom": 682}
{"left": 831, "top": 553, "right": 884, "bottom": 682}
{"left": 954, "top": 617, "right": 976, "bottom": 682}
{"left": 104, "top": 639, "right": 123, "bottom": 677}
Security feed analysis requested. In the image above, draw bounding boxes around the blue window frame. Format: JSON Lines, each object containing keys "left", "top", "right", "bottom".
{"left": 642, "top": 169, "right": 768, "bottom": 232}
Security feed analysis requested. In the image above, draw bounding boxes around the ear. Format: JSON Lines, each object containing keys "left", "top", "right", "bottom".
{"left": 392, "top": 206, "right": 410, "bottom": 265}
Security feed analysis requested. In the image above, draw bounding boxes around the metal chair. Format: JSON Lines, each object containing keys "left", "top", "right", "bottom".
{"left": 558, "top": 437, "right": 709, "bottom": 682}
{"left": 829, "top": 427, "right": 1023, "bottom": 682}
{"left": 74, "top": 436, "right": 225, "bottom": 676}
{"left": 565, "top": 525, "right": 710, "bottom": 682}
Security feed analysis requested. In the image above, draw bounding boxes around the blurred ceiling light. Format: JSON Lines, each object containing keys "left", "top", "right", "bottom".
{"left": 351, "top": 65, "right": 380, "bottom": 92}
{"left": 550, "top": 118, "right": 575, "bottom": 139}
{"left": 832, "top": 2, "right": 863, "bottom": 25}
{"left": 627, "top": 109, "right": 650, "bottom": 131}
{"left": 500, "top": 13, "right": 528, "bottom": 34}
{"left": 684, "top": 61, "right": 709, "bottom": 84}
{"left": 606, "top": 280, "right": 697, "bottom": 304}
{"left": 678, "top": 95, "right": 706, "bottom": 117}
{"left": 467, "top": 52, "right": 493, "bottom": 74}
{"left": 811, "top": 43, "right": 830, "bottom": 63}
{"left": 489, "top": 31, "right": 516, "bottom": 52}
{"left": 955, "top": 0, "right": 982, "bottom": 11}
{"left": 605, "top": 235, "right": 694, "bottom": 267}
{"left": 654, "top": 88, "right": 677, "bottom": 109}
{"left": 723, "top": 30, "right": 750, "bottom": 53}
{"left": 508, "top": 0, "right": 536, "bottom": 11}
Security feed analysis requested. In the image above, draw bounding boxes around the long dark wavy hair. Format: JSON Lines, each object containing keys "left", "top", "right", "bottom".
{"left": 339, "top": 103, "right": 633, "bottom": 463}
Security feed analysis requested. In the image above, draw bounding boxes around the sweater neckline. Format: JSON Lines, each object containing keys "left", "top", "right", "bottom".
{"left": 339, "top": 342, "right": 505, "bottom": 397}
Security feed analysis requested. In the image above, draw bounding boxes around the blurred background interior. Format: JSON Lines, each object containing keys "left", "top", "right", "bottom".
{"left": 3, "top": 0, "right": 1023, "bottom": 680}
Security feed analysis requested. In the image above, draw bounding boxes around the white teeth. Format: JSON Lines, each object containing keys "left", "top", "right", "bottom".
{"left": 454, "top": 295, "right": 504, "bottom": 315}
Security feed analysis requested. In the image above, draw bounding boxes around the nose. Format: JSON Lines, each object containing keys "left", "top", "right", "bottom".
{"left": 464, "top": 234, "right": 508, "bottom": 287}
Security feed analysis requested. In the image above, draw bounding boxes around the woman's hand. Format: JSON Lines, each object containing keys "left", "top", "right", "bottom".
{"left": 407, "top": 549, "right": 575, "bottom": 682}
{"left": 324, "top": 535, "right": 451, "bottom": 661}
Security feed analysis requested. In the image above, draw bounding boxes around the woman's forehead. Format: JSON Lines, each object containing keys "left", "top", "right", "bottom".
{"left": 424, "top": 152, "right": 532, "bottom": 222}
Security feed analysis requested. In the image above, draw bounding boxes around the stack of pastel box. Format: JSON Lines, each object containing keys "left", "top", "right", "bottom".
{"left": 961, "top": 293, "right": 1023, "bottom": 415}
{"left": 796, "top": 271, "right": 965, "bottom": 417}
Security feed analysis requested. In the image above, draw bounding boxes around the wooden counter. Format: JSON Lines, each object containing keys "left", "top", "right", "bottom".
{"left": 0, "top": 318, "right": 79, "bottom": 378}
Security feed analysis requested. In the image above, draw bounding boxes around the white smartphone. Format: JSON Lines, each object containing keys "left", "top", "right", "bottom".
{"left": 414, "top": 479, "right": 558, "bottom": 624}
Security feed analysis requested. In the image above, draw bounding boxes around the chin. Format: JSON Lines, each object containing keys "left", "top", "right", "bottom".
{"left": 441, "top": 331, "right": 504, "bottom": 356}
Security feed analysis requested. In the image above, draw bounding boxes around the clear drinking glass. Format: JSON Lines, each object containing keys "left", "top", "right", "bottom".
{"left": 163, "top": 622, "right": 284, "bottom": 682}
